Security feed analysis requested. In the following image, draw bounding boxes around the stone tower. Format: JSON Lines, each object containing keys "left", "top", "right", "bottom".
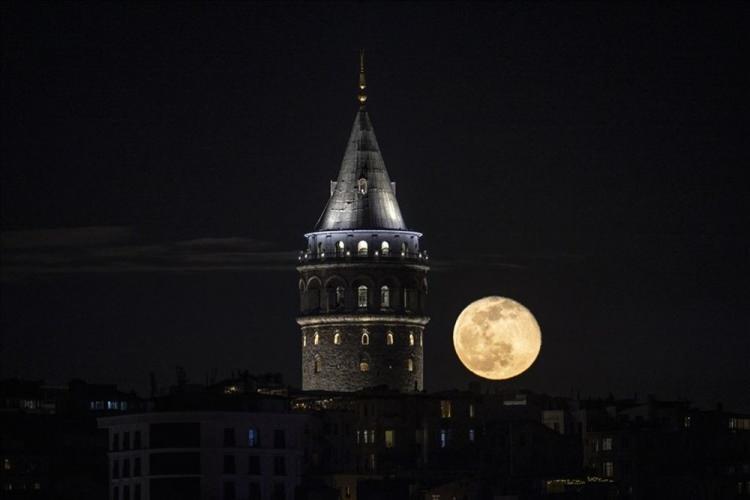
{"left": 297, "top": 55, "right": 429, "bottom": 392}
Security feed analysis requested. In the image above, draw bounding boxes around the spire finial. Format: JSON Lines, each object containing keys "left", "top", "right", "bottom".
{"left": 358, "top": 49, "right": 367, "bottom": 106}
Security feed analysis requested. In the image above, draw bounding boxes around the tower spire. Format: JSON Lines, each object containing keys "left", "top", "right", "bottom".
{"left": 358, "top": 49, "right": 367, "bottom": 106}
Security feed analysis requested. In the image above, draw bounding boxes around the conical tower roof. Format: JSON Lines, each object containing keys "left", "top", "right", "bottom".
{"left": 314, "top": 108, "right": 406, "bottom": 231}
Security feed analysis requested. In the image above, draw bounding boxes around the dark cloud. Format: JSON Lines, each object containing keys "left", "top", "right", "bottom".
{"left": 1, "top": 226, "right": 296, "bottom": 279}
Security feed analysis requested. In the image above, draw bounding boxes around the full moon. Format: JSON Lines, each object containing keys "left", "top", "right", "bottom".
{"left": 453, "top": 296, "right": 542, "bottom": 380}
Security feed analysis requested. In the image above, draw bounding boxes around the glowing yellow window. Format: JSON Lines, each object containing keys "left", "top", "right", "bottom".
{"left": 440, "top": 400, "right": 452, "bottom": 418}
{"left": 384, "top": 430, "right": 395, "bottom": 448}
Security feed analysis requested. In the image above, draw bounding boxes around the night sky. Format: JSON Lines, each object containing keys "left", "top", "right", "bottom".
{"left": 2, "top": 3, "right": 748, "bottom": 410}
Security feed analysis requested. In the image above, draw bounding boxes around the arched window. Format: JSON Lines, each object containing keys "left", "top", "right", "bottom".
{"left": 335, "top": 286, "right": 345, "bottom": 307}
{"left": 336, "top": 240, "right": 345, "bottom": 257}
{"left": 333, "top": 332, "right": 342, "bottom": 345}
{"left": 358, "top": 285, "right": 368, "bottom": 308}
{"left": 302, "top": 334, "right": 307, "bottom": 347}
{"left": 380, "top": 286, "right": 390, "bottom": 308}
{"left": 313, "top": 331, "right": 319, "bottom": 345}
{"left": 358, "top": 177, "right": 368, "bottom": 195}
{"left": 314, "top": 355, "right": 321, "bottom": 374}
{"left": 420, "top": 332, "right": 423, "bottom": 346}
{"left": 409, "top": 332, "right": 415, "bottom": 346}
{"left": 386, "top": 332, "right": 394, "bottom": 345}
{"left": 381, "top": 241, "right": 390, "bottom": 256}
{"left": 359, "top": 359, "right": 370, "bottom": 372}
{"left": 361, "top": 332, "right": 369, "bottom": 345}
{"left": 400, "top": 242, "right": 407, "bottom": 256}
{"left": 357, "top": 240, "right": 368, "bottom": 256}
{"left": 407, "top": 358, "right": 414, "bottom": 372}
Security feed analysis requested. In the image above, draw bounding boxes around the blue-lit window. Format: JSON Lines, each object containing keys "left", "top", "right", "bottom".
{"left": 469, "top": 429, "right": 475, "bottom": 442}
{"left": 439, "top": 429, "right": 449, "bottom": 448}
{"left": 248, "top": 428, "right": 259, "bottom": 447}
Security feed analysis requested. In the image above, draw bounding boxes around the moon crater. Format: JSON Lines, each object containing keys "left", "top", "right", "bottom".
{"left": 453, "top": 296, "right": 541, "bottom": 380}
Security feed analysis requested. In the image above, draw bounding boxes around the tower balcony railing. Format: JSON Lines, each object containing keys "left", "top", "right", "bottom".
{"left": 297, "top": 249, "right": 429, "bottom": 264}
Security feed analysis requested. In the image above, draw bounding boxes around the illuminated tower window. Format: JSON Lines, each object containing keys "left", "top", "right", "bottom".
{"left": 313, "top": 332, "right": 319, "bottom": 345}
{"left": 359, "top": 357, "right": 370, "bottom": 372}
{"left": 358, "top": 177, "right": 368, "bottom": 195}
{"left": 361, "top": 332, "right": 369, "bottom": 345}
{"left": 357, "top": 240, "right": 368, "bottom": 256}
{"left": 380, "top": 286, "right": 390, "bottom": 308}
{"left": 334, "top": 332, "right": 342, "bottom": 345}
{"left": 302, "top": 335, "right": 306, "bottom": 347}
{"left": 337, "top": 240, "right": 345, "bottom": 256}
{"left": 407, "top": 358, "right": 414, "bottom": 372}
{"left": 358, "top": 285, "right": 368, "bottom": 308}
{"left": 409, "top": 332, "right": 415, "bottom": 346}
{"left": 381, "top": 241, "right": 390, "bottom": 256}
{"left": 314, "top": 356, "right": 321, "bottom": 374}
{"left": 386, "top": 332, "right": 394, "bottom": 345}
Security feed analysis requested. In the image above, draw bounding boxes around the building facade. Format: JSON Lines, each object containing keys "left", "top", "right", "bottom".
{"left": 297, "top": 60, "right": 429, "bottom": 393}
{"left": 99, "top": 407, "right": 311, "bottom": 500}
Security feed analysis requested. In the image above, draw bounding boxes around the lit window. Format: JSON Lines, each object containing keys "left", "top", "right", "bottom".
{"left": 334, "top": 332, "right": 341, "bottom": 345}
{"left": 420, "top": 332, "right": 423, "bottom": 346}
{"left": 401, "top": 242, "right": 407, "bottom": 255}
{"left": 469, "top": 429, "right": 475, "bottom": 442}
{"left": 407, "top": 358, "right": 414, "bottom": 372}
{"left": 381, "top": 241, "right": 390, "bottom": 256}
{"left": 3, "top": 458, "right": 11, "bottom": 471}
{"left": 314, "top": 356, "right": 321, "bottom": 374}
{"left": 360, "top": 359, "right": 370, "bottom": 372}
{"left": 386, "top": 332, "right": 394, "bottom": 345}
{"left": 248, "top": 428, "right": 259, "bottom": 447}
{"left": 357, "top": 240, "right": 368, "bottom": 256}
{"left": 469, "top": 404, "right": 475, "bottom": 418}
{"left": 358, "top": 286, "right": 368, "bottom": 307}
{"left": 337, "top": 240, "right": 345, "bottom": 256}
{"left": 440, "top": 400, "right": 452, "bottom": 418}
{"left": 361, "top": 332, "right": 369, "bottom": 345}
{"left": 363, "top": 429, "right": 375, "bottom": 444}
{"left": 380, "top": 286, "right": 390, "bottom": 308}
{"left": 684, "top": 416, "right": 691, "bottom": 428}
{"left": 409, "top": 332, "right": 415, "bottom": 346}
{"left": 439, "top": 429, "right": 449, "bottom": 448}
{"left": 358, "top": 177, "right": 368, "bottom": 195}
{"left": 302, "top": 334, "right": 306, "bottom": 347}
{"left": 385, "top": 430, "right": 395, "bottom": 448}
{"left": 313, "top": 332, "right": 319, "bottom": 345}
{"left": 602, "top": 437, "right": 613, "bottom": 451}
{"left": 336, "top": 286, "right": 345, "bottom": 306}
{"left": 603, "top": 461, "right": 614, "bottom": 477}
